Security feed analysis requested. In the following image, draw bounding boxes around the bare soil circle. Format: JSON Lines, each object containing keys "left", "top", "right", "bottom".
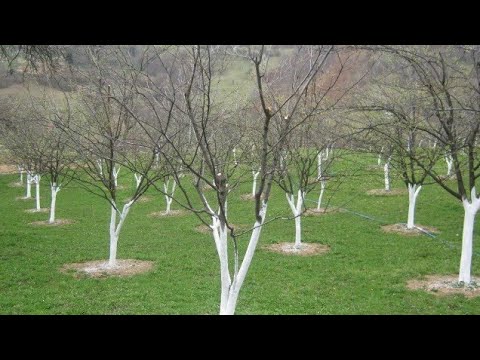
{"left": 137, "top": 196, "right": 151, "bottom": 203}
{"left": 24, "top": 208, "right": 50, "bottom": 213}
{"left": 29, "top": 219, "right": 75, "bottom": 226}
{"left": 9, "top": 182, "right": 23, "bottom": 188}
{"left": 304, "top": 208, "right": 341, "bottom": 216}
{"left": 240, "top": 193, "right": 265, "bottom": 201}
{"left": 263, "top": 242, "right": 330, "bottom": 256}
{"left": 381, "top": 223, "right": 439, "bottom": 236}
{"left": 406, "top": 275, "right": 480, "bottom": 298}
{"left": 149, "top": 210, "right": 186, "bottom": 217}
{"left": 61, "top": 259, "right": 154, "bottom": 278}
{"left": 366, "top": 188, "right": 407, "bottom": 196}
{"left": 16, "top": 196, "right": 34, "bottom": 201}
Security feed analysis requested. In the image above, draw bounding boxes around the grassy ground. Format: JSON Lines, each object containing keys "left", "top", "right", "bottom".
{"left": 0, "top": 153, "right": 479, "bottom": 314}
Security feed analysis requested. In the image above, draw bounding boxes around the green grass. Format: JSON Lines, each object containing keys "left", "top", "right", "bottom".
{"left": 0, "top": 153, "right": 479, "bottom": 314}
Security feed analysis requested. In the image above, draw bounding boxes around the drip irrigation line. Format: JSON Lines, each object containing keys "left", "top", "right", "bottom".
{"left": 305, "top": 197, "right": 480, "bottom": 257}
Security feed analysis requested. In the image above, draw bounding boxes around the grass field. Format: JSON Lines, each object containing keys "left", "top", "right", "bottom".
{"left": 0, "top": 153, "right": 479, "bottom": 314}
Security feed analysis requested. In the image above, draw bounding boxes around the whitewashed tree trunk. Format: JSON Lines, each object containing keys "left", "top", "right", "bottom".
{"left": 445, "top": 154, "right": 453, "bottom": 177}
{"left": 406, "top": 183, "right": 422, "bottom": 229}
{"left": 34, "top": 174, "right": 41, "bottom": 211}
{"left": 317, "top": 179, "right": 326, "bottom": 210}
{"left": 233, "top": 148, "right": 238, "bottom": 166}
{"left": 18, "top": 166, "right": 24, "bottom": 184}
{"left": 163, "top": 179, "right": 176, "bottom": 214}
{"left": 221, "top": 203, "right": 268, "bottom": 315}
{"left": 252, "top": 168, "right": 260, "bottom": 196}
{"left": 212, "top": 217, "right": 231, "bottom": 314}
{"left": 113, "top": 166, "right": 121, "bottom": 188}
{"left": 134, "top": 173, "right": 143, "bottom": 189}
{"left": 378, "top": 146, "right": 384, "bottom": 166}
{"left": 286, "top": 189, "right": 305, "bottom": 249}
{"left": 317, "top": 153, "right": 323, "bottom": 179}
{"left": 49, "top": 183, "right": 61, "bottom": 223}
{"left": 384, "top": 157, "right": 391, "bottom": 191}
{"left": 96, "top": 159, "right": 103, "bottom": 176}
{"left": 108, "top": 200, "right": 134, "bottom": 267}
{"left": 459, "top": 187, "right": 480, "bottom": 284}
{"left": 25, "top": 172, "right": 32, "bottom": 198}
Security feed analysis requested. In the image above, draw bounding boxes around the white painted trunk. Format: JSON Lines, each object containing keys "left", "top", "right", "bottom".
{"left": 113, "top": 166, "right": 120, "bottom": 188}
{"left": 221, "top": 203, "right": 268, "bottom": 315}
{"left": 252, "top": 170, "right": 259, "bottom": 196}
{"left": 34, "top": 175, "right": 41, "bottom": 211}
{"left": 317, "top": 153, "right": 323, "bottom": 179}
{"left": 406, "top": 183, "right": 422, "bottom": 229}
{"left": 212, "top": 218, "right": 231, "bottom": 314}
{"left": 163, "top": 179, "right": 176, "bottom": 214}
{"left": 445, "top": 155, "right": 453, "bottom": 176}
{"left": 233, "top": 148, "right": 238, "bottom": 165}
{"left": 49, "top": 183, "right": 60, "bottom": 223}
{"left": 18, "top": 167, "right": 23, "bottom": 184}
{"left": 317, "top": 180, "right": 326, "bottom": 210}
{"left": 378, "top": 146, "right": 384, "bottom": 166}
{"left": 295, "top": 214, "right": 302, "bottom": 248}
{"left": 108, "top": 200, "right": 133, "bottom": 267}
{"left": 134, "top": 173, "right": 142, "bottom": 189}
{"left": 286, "top": 190, "right": 304, "bottom": 249}
{"left": 109, "top": 205, "right": 119, "bottom": 267}
{"left": 459, "top": 188, "right": 480, "bottom": 283}
{"left": 96, "top": 159, "right": 103, "bottom": 176}
{"left": 384, "top": 159, "right": 390, "bottom": 191}
{"left": 26, "top": 173, "right": 32, "bottom": 198}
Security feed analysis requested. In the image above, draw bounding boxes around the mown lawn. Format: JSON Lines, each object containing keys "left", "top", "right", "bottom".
{"left": 0, "top": 153, "right": 479, "bottom": 314}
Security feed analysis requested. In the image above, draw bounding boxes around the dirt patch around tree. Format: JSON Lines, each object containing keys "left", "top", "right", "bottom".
{"left": 263, "top": 242, "right": 330, "bottom": 256}
{"left": 16, "top": 196, "right": 33, "bottom": 201}
{"left": 366, "top": 188, "right": 407, "bottom": 196}
{"left": 137, "top": 196, "right": 151, "bottom": 203}
{"left": 240, "top": 193, "right": 265, "bottom": 201}
{"left": 0, "top": 164, "right": 16, "bottom": 174}
{"left": 406, "top": 275, "right": 480, "bottom": 298}
{"left": 24, "top": 208, "right": 50, "bottom": 213}
{"left": 61, "top": 259, "right": 154, "bottom": 278}
{"left": 149, "top": 210, "right": 186, "bottom": 217}
{"left": 304, "top": 207, "right": 341, "bottom": 216}
{"left": 29, "top": 219, "right": 75, "bottom": 226}
{"left": 381, "top": 223, "right": 439, "bottom": 236}
{"left": 9, "top": 182, "right": 23, "bottom": 188}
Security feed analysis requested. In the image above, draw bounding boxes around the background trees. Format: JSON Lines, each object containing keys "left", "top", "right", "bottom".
{"left": 368, "top": 45, "right": 480, "bottom": 283}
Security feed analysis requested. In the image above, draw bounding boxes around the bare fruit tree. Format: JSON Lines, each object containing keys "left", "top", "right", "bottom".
{"left": 377, "top": 45, "right": 480, "bottom": 284}
{"left": 353, "top": 54, "right": 444, "bottom": 229}
{"left": 1, "top": 98, "right": 48, "bottom": 211}
{"left": 54, "top": 46, "right": 163, "bottom": 268}
{"left": 121, "top": 45, "right": 339, "bottom": 314}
